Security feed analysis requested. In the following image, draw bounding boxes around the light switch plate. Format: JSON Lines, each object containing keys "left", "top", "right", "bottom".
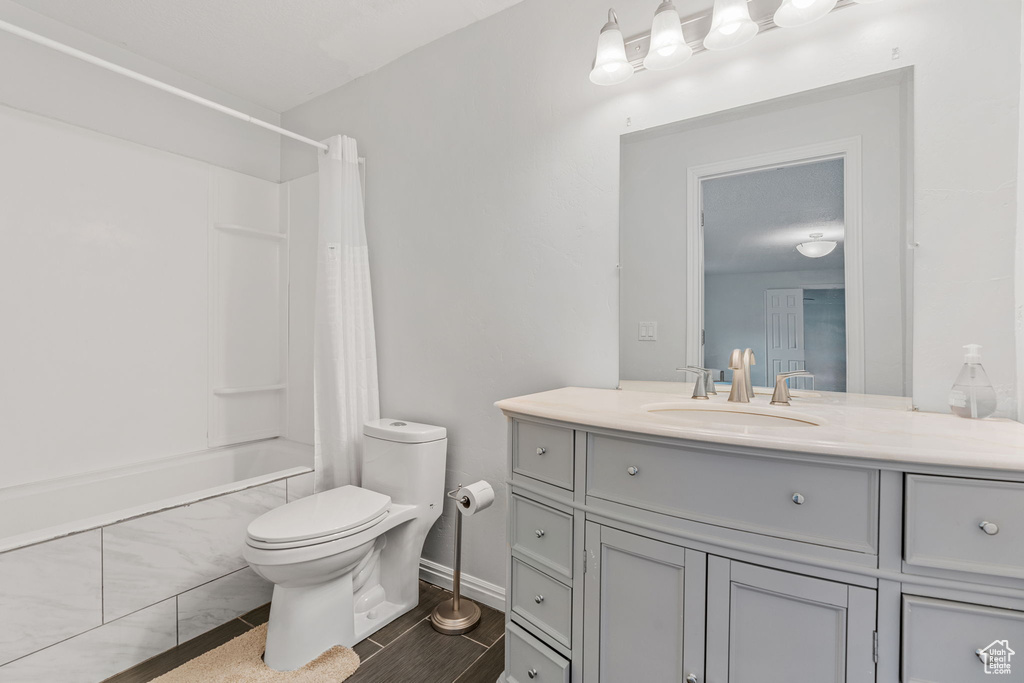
{"left": 638, "top": 322, "right": 657, "bottom": 341}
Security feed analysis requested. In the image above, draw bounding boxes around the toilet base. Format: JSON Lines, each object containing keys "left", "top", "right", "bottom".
{"left": 263, "top": 577, "right": 414, "bottom": 671}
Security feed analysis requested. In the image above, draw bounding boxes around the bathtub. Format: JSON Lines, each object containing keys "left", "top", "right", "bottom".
{"left": 0, "top": 438, "right": 313, "bottom": 683}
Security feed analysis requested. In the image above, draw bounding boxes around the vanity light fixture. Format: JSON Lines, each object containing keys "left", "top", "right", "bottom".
{"left": 796, "top": 232, "right": 838, "bottom": 258}
{"left": 589, "top": 0, "right": 884, "bottom": 85}
{"left": 704, "top": 0, "right": 759, "bottom": 51}
{"left": 589, "top": 9, "right": 634, "bottom": 86}
{"left": 644, "top": 1, "right": 692, "bottom": 70}
{"left": 774, "top": 0, "right": 839, "bottom": 28}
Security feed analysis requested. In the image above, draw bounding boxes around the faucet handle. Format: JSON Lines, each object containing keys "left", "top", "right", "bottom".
{"left": 676, "top": 367, "right": 711, "bottom": 400}
{"left": 771, "top": 371, "right": 814, "bottom": 406}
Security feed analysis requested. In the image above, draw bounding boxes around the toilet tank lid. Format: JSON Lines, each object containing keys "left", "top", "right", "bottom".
{"left": 364, "top": 419, "right": 446, "bottom": 444}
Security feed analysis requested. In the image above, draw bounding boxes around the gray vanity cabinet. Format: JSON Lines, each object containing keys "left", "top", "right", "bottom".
{"left": 582, "top": 523, "right": 706, "bottom": 683}
{"left": 705, "top": 557, "right": 877, "bottom": 683}
{"left": 502, "top": 413, "right": 1024, "bottom": 683}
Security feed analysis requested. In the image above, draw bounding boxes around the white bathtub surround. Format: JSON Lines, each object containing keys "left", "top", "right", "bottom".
{"left": 0, "top": 439, "right": 312, "bottom": 679}
{"left": 0, "top": 531, "right": 101, "bottom": 665}
{"left": 314, "top": 134, "right": 379, "bottom": 491}
{"left": 0, "top": 439, "right": 311, "bottom": 554}
{"left": 495, "top": 387, "right": 1024, "bottom": 471}
{"left": 177, "top": 568, "right": 274, "bottom": 642}
{"left": 0, "top": 599, "right": 177, "bottom": 683}
{"left": 103, "top": 480, "right": 285, "bottom": 621}
{"left": 287, "top": 472, "right": 316, "bottom": 501}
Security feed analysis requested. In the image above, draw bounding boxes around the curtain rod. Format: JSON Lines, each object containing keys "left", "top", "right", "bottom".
{"left": 0, "top": 19, "right": 329, "bottom": 152}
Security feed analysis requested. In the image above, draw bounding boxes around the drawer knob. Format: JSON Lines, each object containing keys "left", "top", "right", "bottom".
{"left": 627, "top": 466, "right": 640, "bottom": 476}
{"left": 536, "top": 447, "right": 547, "bottom": 456}
{"left": 980, "top": 520, "right": 1000, "bottom": 536}
{"left": 535, "top": 529, "right": 545, "bottom": 538}
{"left": 535, "top": 594, "right": 545, "bottom": 604}
{"left": 528, "top": 668, "right": 539, "bottom": 679}
{"left": 792, "top": 493, "right": 805, "bottom": 505}
{"left": 686, "top": 676, "right": 699, "bottom": 683}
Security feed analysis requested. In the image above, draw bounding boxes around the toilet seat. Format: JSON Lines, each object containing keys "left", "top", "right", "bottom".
{"left": 246, "top": 485, "right": 391, "bottom": 550}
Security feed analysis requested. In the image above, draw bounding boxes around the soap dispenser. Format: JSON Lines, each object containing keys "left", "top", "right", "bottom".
{"left": 948, "top": 344, "right": 997, "bottom": 419}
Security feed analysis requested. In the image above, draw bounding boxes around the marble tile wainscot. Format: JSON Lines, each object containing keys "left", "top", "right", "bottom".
{"left": 0, "top": 470, "right": 316, "bottom": 683}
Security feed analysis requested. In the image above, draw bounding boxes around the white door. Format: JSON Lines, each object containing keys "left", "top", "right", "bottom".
{"left": 765, "top": 288, "right": 807, "bottom": 388}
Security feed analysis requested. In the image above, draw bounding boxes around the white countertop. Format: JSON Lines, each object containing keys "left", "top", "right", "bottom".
{"left": 495, "top": 386, "right": 1024, "bottom": 473}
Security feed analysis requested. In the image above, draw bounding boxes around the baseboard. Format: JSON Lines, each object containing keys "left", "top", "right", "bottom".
{"left": 419, "top": 558, "right": 505, "bottom": 612}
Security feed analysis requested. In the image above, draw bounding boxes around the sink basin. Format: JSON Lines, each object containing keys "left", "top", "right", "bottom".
{"left": 643, "top": 402, "right": 823, "bottom": 428}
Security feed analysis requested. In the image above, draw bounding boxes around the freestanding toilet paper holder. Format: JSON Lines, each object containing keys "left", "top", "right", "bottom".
{"left": 430, "top": 484, "right": 482, "bottom": 635}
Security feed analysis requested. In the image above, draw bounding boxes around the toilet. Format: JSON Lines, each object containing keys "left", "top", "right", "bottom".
{"left": 243, "top": 419, "right": 446, "bottom": 671}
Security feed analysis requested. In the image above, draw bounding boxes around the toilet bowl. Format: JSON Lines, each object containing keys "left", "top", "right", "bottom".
{"left": 244, "top": 419, "right": 446, "bottom": 671}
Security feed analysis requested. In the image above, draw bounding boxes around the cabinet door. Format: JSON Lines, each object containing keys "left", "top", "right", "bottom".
{"left": 582, "top": 523, "right": 705, "bottom": 683}
{"left": 706, "top": 557, "right": 876, "bottom": 683}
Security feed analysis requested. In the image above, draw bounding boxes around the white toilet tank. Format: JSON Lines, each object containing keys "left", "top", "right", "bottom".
{"left": 362, "top": 419, "right": 447, "bottom": 509}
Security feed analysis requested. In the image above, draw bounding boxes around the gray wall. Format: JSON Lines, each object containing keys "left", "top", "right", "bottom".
{"left": 703, "top": 269, "right": 845, "bottom": 388}
{"left": 277, "top": 0, "right": 1024, "bottom": 589}
{"left": 619, "top": 81, "right": 906, "bottom": 396}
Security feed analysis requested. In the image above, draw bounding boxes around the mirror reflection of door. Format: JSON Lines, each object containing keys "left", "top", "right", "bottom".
{"left": 701, "top": 157, "right": 847, "bottom": 392}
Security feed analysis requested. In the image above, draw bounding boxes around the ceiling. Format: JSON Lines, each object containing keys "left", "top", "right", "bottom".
{"left": 9, "top": 0, "right": 526, "bottom": 112}
{"left": 703, "top": 157, "right": 846, "bottom": 276}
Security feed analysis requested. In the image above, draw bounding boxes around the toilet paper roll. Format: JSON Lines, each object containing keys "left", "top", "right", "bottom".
{"left": 458, "top": 480, "right": 494, "bottom": 516}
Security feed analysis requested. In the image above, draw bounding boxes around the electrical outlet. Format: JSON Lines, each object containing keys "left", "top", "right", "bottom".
{"left": 638, "top": 322, "right": 657, "bottom": 341}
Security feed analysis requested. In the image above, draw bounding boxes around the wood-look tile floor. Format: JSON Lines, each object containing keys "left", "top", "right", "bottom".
{"left": 104, "top": 581, "right": 505, "bottom": 683}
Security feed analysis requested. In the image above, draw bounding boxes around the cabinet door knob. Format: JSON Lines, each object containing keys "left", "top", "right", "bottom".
{"left": 792, "top": 493, "right": 805, "bottom": 505}
{"left": 535, "top": 529, "right": 545, "bottom": 538}
{"left": 536, "top": 447, "right": 547, "bottom": 456}
{"left": 527, "top": 668, "right": 538, "bottom": 679}
{"left": 627, "top": 466, "right": 639, "bottom": 476}
{"left": 980, "top": 520, "right": 999, "bottom": 535}
{"left": 686, "top": 675, "right": 699, "bottom": 683}
{"left": 535, "top": 594, "right": 545, "bottom": 604}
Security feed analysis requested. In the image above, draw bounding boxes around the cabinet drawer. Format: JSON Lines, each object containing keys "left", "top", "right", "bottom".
{"left": 514, "top": 421, "right": 574, "bottom": 490}
{"left": 511, "top": 495, "right": 574, "bottom": 580}
{"left": 507, "top": 621, "right": 569, "bottom": 683}
{"left": 906, "top": 474, "right": 1024, "bottom": 580}
{"left": 587, "top": 435, "right": 878, "bottom": 553}
{"left": 903, "top": 595, "right": 1024, "bottom": 681}
{"left": 511, "top": 558, "right": 572, "bottom": 648}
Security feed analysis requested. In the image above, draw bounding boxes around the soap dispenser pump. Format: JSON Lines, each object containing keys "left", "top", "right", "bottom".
{"left": 949, "top": 344, "right": 997, "bottom": 419}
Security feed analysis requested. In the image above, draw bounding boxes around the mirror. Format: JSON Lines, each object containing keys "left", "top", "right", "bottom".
{"left": 619, "top": 72, "right": 912, "bottom": 396}
{"left": 703, "top": 158, "right": 846, "bottom": 392}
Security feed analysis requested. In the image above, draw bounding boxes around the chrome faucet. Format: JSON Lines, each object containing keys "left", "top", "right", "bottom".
{"left": 728, "top": 349, "right": 752, "bottom": 403}
{"left": 676, "top": 366, "right": 715, "bottom": 400}
{"left": 770, "top": 371, "right": 814, "bottom": 406}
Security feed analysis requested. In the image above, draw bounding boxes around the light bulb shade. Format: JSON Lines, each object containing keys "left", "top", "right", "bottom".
{"left": 643, "top": 2, "right": 692, "bottom": 71}
{"left": 589, "top": 10, "right": 634, "bottom": 85}
{"left": 774, "top": 0, "right": 838, "bottom": 28}
{"left": 704, "top": 0, "right": 759, "bottom": 51}
{"left": 796, "top": 233, "right": 838, "bottom": 258}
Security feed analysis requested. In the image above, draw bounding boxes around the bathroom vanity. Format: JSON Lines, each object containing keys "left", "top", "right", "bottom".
{"left": 496, "top": 386, "right": 1024, "bottom": 683}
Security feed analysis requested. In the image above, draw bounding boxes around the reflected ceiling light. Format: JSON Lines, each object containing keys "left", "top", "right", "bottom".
{"left": 643, "top": 1, "right": 692, "bottom": 71}
{"left": 704, "top": 0, "right": 759, "bottom": 50}
{"left": 774, "top": 0, "right": 838, "bottom": 28}
{"left": 796, "top": 233, "right": 838, "bottom": 258}
{"left": 589, "top": 9, "right": 634, "bottom": 86}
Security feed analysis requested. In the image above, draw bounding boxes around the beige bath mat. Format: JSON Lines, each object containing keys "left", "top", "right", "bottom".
{"left": 150, "top": 624, "right": 360, "bottom": 683}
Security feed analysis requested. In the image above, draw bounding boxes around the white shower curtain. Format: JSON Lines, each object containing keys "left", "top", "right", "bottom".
{"left": 313, "top": 135, "right": 379, "bottom": 492}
